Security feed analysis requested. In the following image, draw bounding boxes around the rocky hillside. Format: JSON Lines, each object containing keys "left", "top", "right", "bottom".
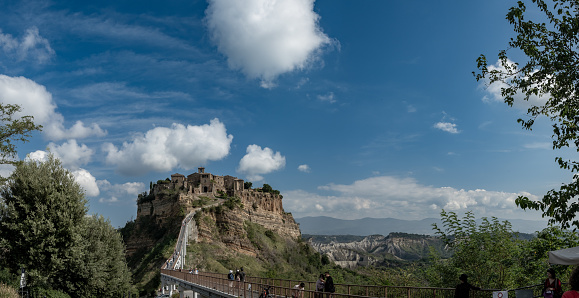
{"left": 192, "top": 189, "right": 301, "bottom": 256}
{"left": 305, "top": 233, "right": 448, "bottom": 269}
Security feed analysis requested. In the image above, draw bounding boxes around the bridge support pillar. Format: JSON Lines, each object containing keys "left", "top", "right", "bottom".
{"left": 179, "top": 285, "right": 195, "bottom": 298}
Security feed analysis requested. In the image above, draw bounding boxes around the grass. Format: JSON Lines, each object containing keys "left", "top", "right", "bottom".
{"left": 0, "top": 283, "right": 18, "bottom": 298}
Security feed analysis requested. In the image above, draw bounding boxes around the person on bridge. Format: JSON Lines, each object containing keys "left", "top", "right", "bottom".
{"left": 315, "top": 274, "right": 325, "bottom": 298}
{"left": 563, "top": 266, "right": 579, "bottom": 298}
{"left": 454, "top": 274, "right": 480, "bottom": 298}
{"left": 239, "top": 267, "right": 246, "bottom": 282}
{"left": 324, "top": 272, "right": 335, "bottom": 298}
{"left": 291, "top": 282, "right": 305, "bottom": 298}
{"left": 228, "top": 270, "right": 234, "bottom": 288}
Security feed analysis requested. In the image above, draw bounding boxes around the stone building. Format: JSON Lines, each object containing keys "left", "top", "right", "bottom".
{"left": 171, "top": 167, "right": 244, "bottom": 196}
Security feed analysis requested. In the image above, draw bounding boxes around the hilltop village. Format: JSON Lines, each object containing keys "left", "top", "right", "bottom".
{"left": 129, "top": 167, "right": 301, "bottom": 256}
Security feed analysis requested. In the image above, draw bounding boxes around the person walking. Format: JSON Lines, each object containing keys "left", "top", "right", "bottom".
{"left": 324, "top": 272, "right": 335, "bottom": 298}
{"left": 228, "top": 269, "right": 234, "bottom": 288}
{"left": 454, "top": 274, "right": 480, "bottom": 298}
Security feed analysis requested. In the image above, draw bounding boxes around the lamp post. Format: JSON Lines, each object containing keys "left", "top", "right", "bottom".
{"left": 19, "top": 267, "right": 27, "bottom": 298}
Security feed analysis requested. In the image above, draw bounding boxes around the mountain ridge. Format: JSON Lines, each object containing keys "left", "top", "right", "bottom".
{"left": 295, "top": 216, "right": 548, "bottom": 235}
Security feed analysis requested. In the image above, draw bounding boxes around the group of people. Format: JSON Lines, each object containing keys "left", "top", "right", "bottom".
{"left": 227, "top": 267, "right": 246, "bottom": 288}
{"left": 454, "top": 266, "right": 579, "bottom": 298}
{"left": 291, "top": 272, "right": 335, "bottom": 298}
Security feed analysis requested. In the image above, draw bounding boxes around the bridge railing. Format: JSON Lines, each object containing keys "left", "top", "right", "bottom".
{"left": 163, "top": 269, "right": 544, "bottom": 298}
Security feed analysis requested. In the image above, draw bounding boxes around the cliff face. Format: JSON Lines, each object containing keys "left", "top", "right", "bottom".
{"left": 195, "top": 190, "right": 300, "bottom": 255}
{"left": 307, "top": 234, "right": 445, "bottom": 268}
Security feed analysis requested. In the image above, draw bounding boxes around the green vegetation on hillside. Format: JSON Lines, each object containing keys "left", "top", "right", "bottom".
{"left": 120, "top": 212, "right": 181, "bottom": 297}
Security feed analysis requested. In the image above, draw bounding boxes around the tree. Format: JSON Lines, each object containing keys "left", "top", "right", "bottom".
{"left": 430, "top": 210, "right": 521, "bottom": 289}
{"left": 76, "top": 215, "right": 133, "bottom": 297}
{"left": 262, "top": 184, "right": 273, "bottom": 193}
{"left": 0, "top": 155, "right": 134, "bottom": 296}
{"left": 0, "top": 155, "right": 87, "bottom": 292}
{"left": 474, "top": 0, "right": 579, "bottom": 229}
{"left": 513, "top": 226, "right": 579, "bottom": 286}
{"left": 244, "top": 181, "right": 252, "bottom": 189}
{"left": 0, "top": 103, "right": 41, "bottom": 166}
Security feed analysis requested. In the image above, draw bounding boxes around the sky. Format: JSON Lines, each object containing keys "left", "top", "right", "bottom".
{"left": 0, "top": 0, "right": 567, "bottom": 228}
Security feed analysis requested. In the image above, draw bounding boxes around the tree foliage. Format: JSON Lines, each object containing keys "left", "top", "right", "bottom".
{"left": 244, "top": 181, "right": 252, "bottom": 189}
{"left": 0, "top": 103, "right": 41, "bottom": 166}
{"left": 0, "top": 155, "right": 133, "bottom": 296}
{"left": 430, "top": 210, "right": 521, "bottom": 289}
{"left": 474, "top": 0, "right": 579, "bottom": 229}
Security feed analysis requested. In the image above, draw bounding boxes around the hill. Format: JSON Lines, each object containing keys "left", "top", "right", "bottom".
{"left": 304, "top": 233, "right": 450, "bottom": 269}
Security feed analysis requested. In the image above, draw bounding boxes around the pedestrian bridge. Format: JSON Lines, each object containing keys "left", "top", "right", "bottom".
{"left": 160, "top": 269, "right": 541, "bottom": 298}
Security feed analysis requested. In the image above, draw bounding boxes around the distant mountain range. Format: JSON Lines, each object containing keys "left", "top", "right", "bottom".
{"left": 294, "top": 216, "right": 549, "bottom": 236}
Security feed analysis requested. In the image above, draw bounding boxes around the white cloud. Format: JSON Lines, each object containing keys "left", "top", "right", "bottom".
{"left": 283, "top": 176, "right": 542, "bottom": 221}
{"left": 48, "top": 139, "right": 93, "bottom": 169}
{"left": 317, "top": 92, "right": 336, "bottom": 103}
{"left": 238, "top": 144, "right": 285, "bottom": 181}
{"left": 296, "top": 78, "right": 309, "bottom": 89}
{"left": 434, "top": 122, "right": 459, "bottom": 134}
{"left": 26, "top": 150, "right": 48, "bottom": 162}
{"left": 298, "top": 164, "right": 311, "bottom": 173}
{"left": 479, "top": 59, "right": 548, "bottom": 109}
{"left": 71, "top": 168, "right": 100, "bottom": 197}
{"left": 0, "top": 27, "right": 55, "bottom": 63}
{"left": 97, "top": 180, "right": 146, "bottom": 205}
{"left": 0, "top": 75, "right": 106, "bottom": 140}
{"left": 104, "top": 118, "right": 233, "bottom": 176}
{"left": 99, "top": 196, "right": 119, "bottom": 204}
{"left": 205, "top": 0, "right": 332, "bottom": 86}
{"left": 523, "top": 142, "right": 551, "bottom": 150}
{"left": 0, "top": 164, "right": 14, "bottom": 178}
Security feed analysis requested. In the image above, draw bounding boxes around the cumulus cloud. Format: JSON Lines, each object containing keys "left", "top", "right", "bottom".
{"left": 0, "top": 27, "right": 55, "bottom": 63}
{"left": 26, "top": 150, "right": 48, "bottom": 162}
{"left": 0, "top": 75, "right": 106, "bottom": 140}
{"left": 47, "top": 139, "right": 93, "bottom": 169}
{"left": 71, "top": 169, "right": 100, "bottom": 197}
{"left": 104, "top": 118, "right": 233, "bottom": 176}
{"left": 97, "top": 180, "right": 146, "bottom": 204}
{"left": 283, "top": 176, "right": 541, "bottom": 221}
{"left": 434, "top": 122, "right": 459, "bottom": 134}
{"left": 238, "top": 144, "right": 285, "bottom": 181}
{"left": 205, "top": 0, "right": 332, "bottom": 86}
{"left": 479, "top": 59, "right": 548, "bottom": 109}
{"left": 298, "top": 164, "right": 310, "bottom": 173}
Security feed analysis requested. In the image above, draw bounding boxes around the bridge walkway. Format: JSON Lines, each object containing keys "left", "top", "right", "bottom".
{"left": 160, "top": 269, "right": 544, "bottom": 298}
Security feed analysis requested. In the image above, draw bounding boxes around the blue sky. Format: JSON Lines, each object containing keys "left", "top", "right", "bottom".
{"left": 0, "top": 0, "right": 565, "bottom": 228}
